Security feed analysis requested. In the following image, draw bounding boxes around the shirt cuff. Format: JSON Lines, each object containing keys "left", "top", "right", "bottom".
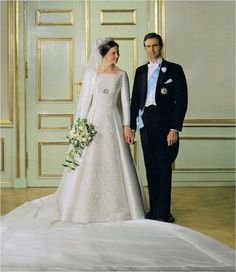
{"left": 170, "top": 129, "right": 180, "bottom": 133}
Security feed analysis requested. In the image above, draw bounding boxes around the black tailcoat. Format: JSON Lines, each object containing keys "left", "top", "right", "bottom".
{"left": 130, "top": 59, "right": 188, "bottom": 218}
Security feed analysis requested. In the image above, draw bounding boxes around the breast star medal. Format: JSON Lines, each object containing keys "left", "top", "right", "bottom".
{"left": 160, "top": 87, "right": 168, "bottom": 95}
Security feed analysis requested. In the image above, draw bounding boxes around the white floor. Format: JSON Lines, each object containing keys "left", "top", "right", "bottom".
{"left": 1, "top": 197, "right": 235, "bottom": 271}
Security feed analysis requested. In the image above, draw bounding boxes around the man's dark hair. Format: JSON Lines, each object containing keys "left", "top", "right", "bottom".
{"left": 99, "top": 40, "right": 119, "bottom": 57}
{"left": 143, "top": 33, "right": 163, "bottom": 49}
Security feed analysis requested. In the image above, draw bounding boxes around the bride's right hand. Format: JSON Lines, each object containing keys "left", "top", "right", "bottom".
{"left": 124, "top": 126, "right": 133, "bottom": 144}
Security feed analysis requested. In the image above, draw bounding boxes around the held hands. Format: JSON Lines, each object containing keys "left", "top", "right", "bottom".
{"left": 124, "top": 126, "right": 135, "bottom": 144}
{"left": 167, "top": 130, "right": 178, "bottom": 146}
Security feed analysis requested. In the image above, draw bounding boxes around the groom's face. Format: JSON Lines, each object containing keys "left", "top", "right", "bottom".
{"left": 144, "top": 38, "right": 162, "bottom": 61}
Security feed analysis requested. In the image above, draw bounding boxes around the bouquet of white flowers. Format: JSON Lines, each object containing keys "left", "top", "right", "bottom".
{"left": 63, "top": 118, "right": 97, "bottom": 170}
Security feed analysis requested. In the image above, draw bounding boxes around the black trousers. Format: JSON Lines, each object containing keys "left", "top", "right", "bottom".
{"left": 140, "top": 106, "right": 179, "bottom": 218}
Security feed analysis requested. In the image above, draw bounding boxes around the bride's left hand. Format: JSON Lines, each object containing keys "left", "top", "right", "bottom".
{"left": 124, "top": 126, "right": 133, "bottom": 144}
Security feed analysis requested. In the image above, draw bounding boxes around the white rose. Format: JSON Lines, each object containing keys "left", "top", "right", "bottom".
{"left": 161, "top": 67, "right": 167, "bottom": 73}
{"left": 78, "top": 125, "right": 84, "bottom": 131}
{"left": 75, "top": 134, "right": 81, "bottom": 141}
{"left": 82, "top": 137, "right": 87, "bottom": 142}
{"left": 69, "top": 131, "right": 76, "bottom": 138}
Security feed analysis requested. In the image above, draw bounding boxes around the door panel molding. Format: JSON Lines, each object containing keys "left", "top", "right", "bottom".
{"left": 36, "top": 9, "right": 74, "bottom": 26}
{"left": 38, "top": 114, "right": 73, "bottom": 131}
{"left": 37, "top": 37, "right": 74, "bottom": 102}
{"left": 38, "top": 142, "right": 67, "bottom": 178}
{"left": 100, "top": 9, "right": 136, "bottom": 25}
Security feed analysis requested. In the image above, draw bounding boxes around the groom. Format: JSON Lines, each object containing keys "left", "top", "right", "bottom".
{"left": 130, "top": 33, "right": 188, "bottom": 223}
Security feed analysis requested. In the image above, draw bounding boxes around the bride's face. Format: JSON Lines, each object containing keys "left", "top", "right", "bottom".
{"left": 104, "top": 46, "right": 119, "bottom": 64}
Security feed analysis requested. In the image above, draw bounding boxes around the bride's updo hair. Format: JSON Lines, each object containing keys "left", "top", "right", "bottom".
{"left": 99, "top": 40, "right": 119, "bottom": 57}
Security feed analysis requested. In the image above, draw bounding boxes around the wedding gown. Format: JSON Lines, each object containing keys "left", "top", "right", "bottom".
{"left": 57, "top": 71, "right": 146, "bottom": 223}
{"left": 1, "top": 72, "right": 234, "bottom": 271}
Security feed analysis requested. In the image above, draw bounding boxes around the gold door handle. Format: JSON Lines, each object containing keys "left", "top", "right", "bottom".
{"left": 75, "top": 80, "right": 82, "bottom": 95}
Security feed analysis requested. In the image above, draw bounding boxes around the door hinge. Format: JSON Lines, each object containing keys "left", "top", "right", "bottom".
{"left": 25, "top": 151, "right": 29, "bottom": 169}
{"left": 25, "top": 61, "right": 28, "bottom": 79}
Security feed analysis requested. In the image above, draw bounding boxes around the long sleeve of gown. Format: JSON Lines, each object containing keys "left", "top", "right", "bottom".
{"left": 121, "top": 72, "right": 130, "bottom": 126}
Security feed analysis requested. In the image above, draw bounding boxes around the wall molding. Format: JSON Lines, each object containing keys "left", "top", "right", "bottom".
{"left": 184, "top": 119, "right": 236, "bottom": 127}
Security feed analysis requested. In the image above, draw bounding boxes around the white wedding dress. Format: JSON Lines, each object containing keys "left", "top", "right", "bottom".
{"left": 1, "top": 71, "right": 234, "bottom": 271}
{"left": 57, "top": 71, "right": 146, "bottom": 223}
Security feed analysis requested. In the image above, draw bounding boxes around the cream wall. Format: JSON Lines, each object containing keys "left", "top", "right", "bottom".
{"left": 165, "top": 0, "right": 235, "bottom": 185}
{"left": 165, "top": 0, "right": 235, "bottom": 119}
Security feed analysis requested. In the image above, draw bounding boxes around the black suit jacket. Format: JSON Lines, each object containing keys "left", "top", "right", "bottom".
{"left": 130, "top": 59, "right": 188, "bottom": 131}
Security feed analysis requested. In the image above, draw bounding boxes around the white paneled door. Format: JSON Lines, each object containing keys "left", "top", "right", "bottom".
{"left": 26, "top": 0, "right": 151, "bottom": 186}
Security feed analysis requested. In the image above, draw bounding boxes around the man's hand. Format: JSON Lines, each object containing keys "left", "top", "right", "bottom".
{"left": 131, "top": 130, "right": 136, "bottom": 144}
{"left": 167, "top": 130, "right": 178, "bottom": 146}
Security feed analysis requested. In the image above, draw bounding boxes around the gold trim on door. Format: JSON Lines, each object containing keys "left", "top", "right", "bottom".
{"left": 38, "top": 114, "right": 73, "bottom": 130}
{"left": 155, "top": 0, "right": 166, "bottom": 57}
{"left": 38, "top": 142, "right": 68, "bottom": 177}
{"left": 160, "top": 0, "right": 166, "bottom": 57}
{"left": 36, "top": 9, "right": 74, "bottom": 26}
{"left": 0, "top": 1, "right": 14, "bottom": 126}
{"left": 0, "top": 138, "right": 4, "bottom": 172}
{"left": 147, "top": 0, "right": 150, "bottom": 32}
{"left": 24, "top": 0, "right": 28, "bottom": 177}
{"left": 15, "top": 0, "right": 21, "bottom": 178}
{"left": 100, "top": 9, "right": 136, "bottom": 25}
{"left": 37, "top": 37, "right": 74, "bottom": 102}
{"left": 155, "top": 0, "right": 158, "bottom": 33}
{"left": 85, "top": 0, "right": 90, "bottom": 62}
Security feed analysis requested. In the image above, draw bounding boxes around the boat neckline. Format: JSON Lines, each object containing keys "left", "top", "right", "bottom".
{"left": 96, "top": 70, "right": 124, "bottom": 75}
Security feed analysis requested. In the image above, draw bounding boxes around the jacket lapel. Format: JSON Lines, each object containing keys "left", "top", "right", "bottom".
{"left": 140, "top": 64, "right": 148, "bottom": 108}
{"left": 156, "top": 59, "right": 167, "bottom": 90}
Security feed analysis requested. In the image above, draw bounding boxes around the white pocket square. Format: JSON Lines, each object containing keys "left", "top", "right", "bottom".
{"left": 164, "top": 78, "right": 173, "bottom": 84}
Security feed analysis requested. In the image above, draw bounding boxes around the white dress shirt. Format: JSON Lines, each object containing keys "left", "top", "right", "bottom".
{"left": 145, "top": 58, "right": 163, "bottom": 107}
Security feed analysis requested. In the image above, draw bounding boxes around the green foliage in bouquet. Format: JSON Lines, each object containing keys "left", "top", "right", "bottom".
{"left": 63, "top": 118, "right": 97, "bottom": 170}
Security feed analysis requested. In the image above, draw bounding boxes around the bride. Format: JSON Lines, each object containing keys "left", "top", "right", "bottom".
{"left": 56, "top": 37, "right": 147, "bottom": 223}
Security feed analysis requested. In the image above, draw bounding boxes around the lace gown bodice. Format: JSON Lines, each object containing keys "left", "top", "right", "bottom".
{"left": 56, "top": 71, "right": 146, "bottom": 223}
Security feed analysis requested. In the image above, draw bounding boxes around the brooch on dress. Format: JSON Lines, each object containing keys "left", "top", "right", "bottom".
{"left": 103, "top": 88, "right": 109, "bottom": 94}
{"left": 160, "top": 87, "right": 168, "bottom": 95}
